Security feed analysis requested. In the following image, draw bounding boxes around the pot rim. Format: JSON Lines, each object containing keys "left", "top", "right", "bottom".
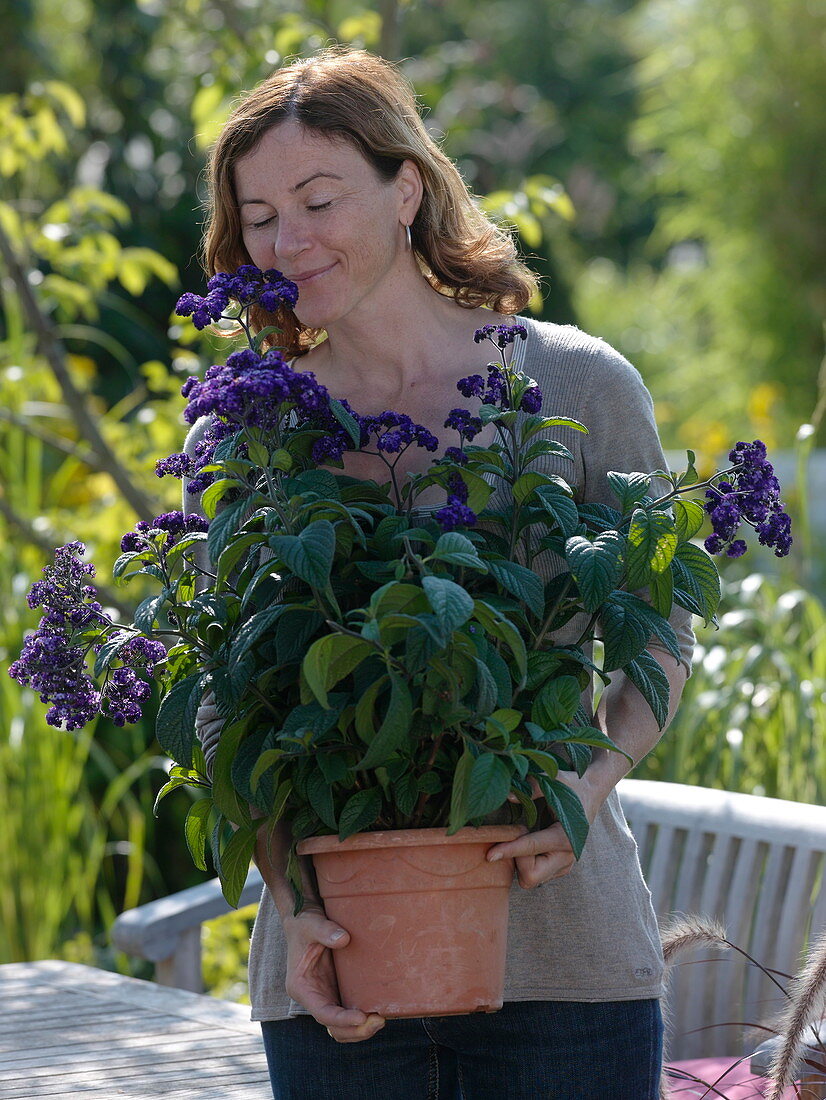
{"left": 297, "top": 824, "right": 526, "bottom": 856}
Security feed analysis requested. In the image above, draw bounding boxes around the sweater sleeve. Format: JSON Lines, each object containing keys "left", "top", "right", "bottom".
{"left": 524, "top": 323, "right": 695, "bottom": 675}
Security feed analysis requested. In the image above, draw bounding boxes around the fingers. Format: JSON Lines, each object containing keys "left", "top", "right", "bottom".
{"left": 487, "top": 824, "right": 576, "bottom": 889}
{"left": 324, "top": 1012, "right": 386, "bottom": 1044}
{"left": 293, "top": 907, "right": 351, "bottom": 949}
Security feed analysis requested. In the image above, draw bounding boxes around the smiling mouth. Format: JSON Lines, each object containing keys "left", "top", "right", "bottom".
{"left": 291, "top": 263, "right": 335, "bottom": 284}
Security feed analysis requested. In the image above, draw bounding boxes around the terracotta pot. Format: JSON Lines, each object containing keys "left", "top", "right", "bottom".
{"left": 297, "top": 825, "right": 523, "bottom": 1019}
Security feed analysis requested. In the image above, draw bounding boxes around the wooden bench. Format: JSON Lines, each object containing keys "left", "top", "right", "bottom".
{"left": 111, "top": 779, "right": 826, "bottom": 1063}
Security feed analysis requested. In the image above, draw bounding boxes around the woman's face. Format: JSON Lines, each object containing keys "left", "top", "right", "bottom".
{"left": 234, "top": 120, "right": 419, "bottom": 330}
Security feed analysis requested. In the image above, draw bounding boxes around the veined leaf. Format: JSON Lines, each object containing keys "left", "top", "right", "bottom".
{"left": 447, "top": 749, "right": 474, "bottom": 833}
{"left": 268, "top": 519, "right": 336, "bottom": 588}
{"left": 673, "top": 499, "right": 706, "bottom": 543}
{"left": 625, "top": 508, "right": 678, "bottom": 589}
{"left": 486, "top": 558, "right": 544, "bottom": 609}
{"left": 303, "top": 633, "right": 374, "bottom": 708}
{"left": 674, "top": 541, "right": 721, "bottom": 623}
{"left": 532, "top": 675, "right": 581, "bottom": 728}
{"left": 155, "top": 672, "right": 203, "bottom": 769}
{"left": 539, "top": 778, "right": 589, "bottom": 859}
{"left": 466, "top": 753, "right": 511, "bottom": 818}
{"left": 624, "top": 651, "right": 671, "bottom": 730}
{"left": 422, "top": 575, "right": 474, "bottom": 634}
{"left": 606, "top": 471, "right": 651, "bottom": 515}
{"left": 218, "top": 826, "right": 257, "bottom": 908}
{"left": 185, "top": 799, "right": 213, "bottom": 872}
{"left": 534, "top": 485, "right": 579, "bottom": 538}
{"left": 307, "top": 768, "right": 337, "bottom": 830}
{"left": 338, "top": 788, "right": 382, "bottom": 839}
{"left": 564, "top": 531, "right": 623, "bottom": 613}
{"left": 355, "top": 674, "right": 413, "bottom": 769}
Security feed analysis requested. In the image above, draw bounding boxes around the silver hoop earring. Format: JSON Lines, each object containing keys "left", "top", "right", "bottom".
{"left": 405, "top": 223, "right": 412, "bottom": 251}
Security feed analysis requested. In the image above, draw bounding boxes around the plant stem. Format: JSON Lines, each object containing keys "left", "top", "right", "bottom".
{"left": 532, "top": 576, "right": 573, "bottom": 650}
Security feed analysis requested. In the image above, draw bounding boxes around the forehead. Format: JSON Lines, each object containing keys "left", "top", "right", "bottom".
{"left": 234, "top": 121, "right": 372, "bottom": 199}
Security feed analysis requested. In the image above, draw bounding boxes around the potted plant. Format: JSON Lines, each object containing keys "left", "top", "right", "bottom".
{"left": 10, "top": 266, "right": 793, "bottom": 1017}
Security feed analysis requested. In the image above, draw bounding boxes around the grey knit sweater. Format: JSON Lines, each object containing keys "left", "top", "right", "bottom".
{"left": 183, "top": 318, "right": 694, "bottom": 1018}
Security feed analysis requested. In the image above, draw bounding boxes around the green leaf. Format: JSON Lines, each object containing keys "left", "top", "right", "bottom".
{"left": 430, "top": 531, "right": 488, "bottom": 571}
{"left": 520, "top": 414, "right": 587, "bottom": 442}
{"left": 472, "top": 657, "right": 498, "bottom": 718}
{"left": 356, "top": 674, "right": 413, "bottom": 769}
{"left": 268, "top": 519, "right": 336, "bottom": 588}
{"left": 673, "top": 499, "right": 706, "bottom": 542}
{"left": 422, "top": 575, "right": 474, "bottom": 634}
{"left": 229, "top": 606, "right": 286, "bottom": 667}
{"left": 466, "top": 753, "right": 511, "bottom": 818}
{"left": 93, "top": 631, "right": 137, "bottom": 677}
{"left": 152, "top": 775, "right": 194, "bottom": 814}
{"left": 307, "top": 767, "right": 338, "bottom": 830}
{"left": 553, "top": 726, "right": 633, "bottom": 763}
{"left": 564, "top": 532, "right": 623, "bottom": 613}
{"left": 472, "top": 600, "right": 527, "bottom": 680}
{"left": 448, "top": 749, "right": 474, "bottom": 833}
{"left": 625, "top": 508, "right": 678, "bottom": 590}
{"left": 512, "top": 471, "right": 551, "bottom": 505}
{"left": 600, "top": 591, "right": 679, "bottom": 672}
{"left": 207, "top": 499, "right": 249, "bottom": 563}
{"left": 246, "top": 440, "right": 269, "bottom": 465}
{"left": 134, "top": 591, "right": 170, "bottom": 634}
{"left": 218, "top": 826, "right": 257, "bottom": 908}
{"left": 392, "top": 773, "right": 418, "bottom": 818}
{"left": 212, "top": 720, "right": 253, "bottom": 829}
{"left": 521, "top": 438, "right": 574, "bottom": 465}
{"left": 534, "top": 485, "right": 580, "bottom": 538}
{"left": 303, "top": 633, "right": 374, "bottom": 708}
{"left": 330, "top": 397, "right": 362, "bottom": 447}
{"left": 338, "top": 788, "right": 383, "bottom": 839}
{"left": 201, "top": 478, "right": 242, "bottom": 520}
{"left": 624, "top": 651, "right": 671, "bottom": 729}
{"left": 532, "top": 675, "right": 581, "bottom": 728}
{"left": 649, "top": 566, "right": 674, "bottom": 620}
{"left": 155, "top": 672, "right": 203, "bottom": 769}
{"left": 354, "top": 674, "right": 389, "bottom": 742}
{"left": 217, "top": 532, "right": 263, "bottom": 588}
{"left": 486, "top": 558, "right": 544, "bottom": 609}
{"left": 540, "top": 778, "right": 589, "bottom": 859}
{"left": 185, "top": 799, "right": 213, "bottom": 872}
{"left": 606, "top": 471, "right": 652, "bottom": 514}
{"left": 674, "top": 542, "right": 721, "bottom": 623}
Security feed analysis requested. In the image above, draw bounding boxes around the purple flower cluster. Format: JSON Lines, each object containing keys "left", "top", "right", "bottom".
{"left": 9, "top": 543, "right": 108, "bottom": 729}
{"left": 444, "top": 408, "right": 483, "bottom": 442}
{"left": 95, "top": 635, "right": 167, "bottom": 726}
{"left": 181, "top": 347, "right": 329, "bottom": 433}
{"left": 704, "top": 440, "right": 793, "bottom": 558}
{"left": 473, "top": 322, "right": 528, "bottom": 349}
{"left": 435, "top": 471, "right": 477, "bottom": 532}
{"left": 9, "top": 543, "right": 171, "bottom": 730}
{"left": 457, "top": 363, "right": 542, "bottom": 415}
{"left": 175, "top": 265, "right": 298, "bottom": 330}
{"left": 361, "top": 411, "right": 439, "bottom": 456}
{"left": 156, "top": 452, "right": 192, "bottom": 479}
{"left": 120, "top": 512, "right": 209, "bottom": 554}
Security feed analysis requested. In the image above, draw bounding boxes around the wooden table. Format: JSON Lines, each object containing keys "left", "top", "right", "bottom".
{"left": 0, "top": 960, "right": 272, "bottom": 1099}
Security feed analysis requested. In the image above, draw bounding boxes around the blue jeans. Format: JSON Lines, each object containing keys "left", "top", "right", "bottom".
{"left": 261, "top": 998, "right": 663, "bottom": 1099}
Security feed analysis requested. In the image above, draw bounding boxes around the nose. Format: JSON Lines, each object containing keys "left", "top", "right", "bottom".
{"left": 272, "top": 215, "right": 309, "bottom": 263}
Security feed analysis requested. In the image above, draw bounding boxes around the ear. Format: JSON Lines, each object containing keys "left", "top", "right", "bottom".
{"left": 396, "top": 159, "right": 423, "bottom": 225}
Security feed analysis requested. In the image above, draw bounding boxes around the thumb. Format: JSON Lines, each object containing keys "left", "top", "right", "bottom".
{"left": 316, "top": 917, "right": 350, "bottom": 948}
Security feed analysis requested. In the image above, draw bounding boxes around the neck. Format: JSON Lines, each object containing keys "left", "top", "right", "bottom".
{"left": 321, "top": 271, "right": 477, "bottom": 396}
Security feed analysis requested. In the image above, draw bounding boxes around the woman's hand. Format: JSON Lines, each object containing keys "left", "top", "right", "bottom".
{"left": 283, "top": 906, "right": 386, "bottom": 1043}
{"left": 485, "top": 772, "right": 602, "bottom": 890}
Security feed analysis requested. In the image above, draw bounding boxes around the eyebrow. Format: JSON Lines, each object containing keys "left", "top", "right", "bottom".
{"left": 239, "top": 172, "right": 344, "bottom": 206}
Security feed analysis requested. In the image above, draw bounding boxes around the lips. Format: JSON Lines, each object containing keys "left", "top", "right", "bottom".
{"left": 289, "top": 263, "right": 336, "bottom": 284}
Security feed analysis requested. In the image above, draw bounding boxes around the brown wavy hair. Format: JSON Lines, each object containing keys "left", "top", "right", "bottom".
{"left": 203, "top": 46, "right": 539, "bottom": 357}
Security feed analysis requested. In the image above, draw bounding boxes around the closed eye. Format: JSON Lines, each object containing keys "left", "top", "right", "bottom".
{"left": 250, "top": 214, "right": 276, "bottom": 229}
{"left": 308, "top": 201, "right": 332, "bottom": 212}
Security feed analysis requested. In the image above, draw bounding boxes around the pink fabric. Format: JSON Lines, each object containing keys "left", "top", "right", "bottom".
{"left": 665, "top": 1057, "right": 801, "bottom": 1098}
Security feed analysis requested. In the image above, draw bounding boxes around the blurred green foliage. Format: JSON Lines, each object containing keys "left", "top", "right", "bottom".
{"left": 1, "top": 0, "right": 824, "bottom": 982}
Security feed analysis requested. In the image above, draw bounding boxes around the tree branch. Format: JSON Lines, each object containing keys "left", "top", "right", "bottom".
{"left": 0, "top": 221, "right": 157, "bottom": 519}
{"left": 0, "top": 407, "right": 105, "bottom": 472}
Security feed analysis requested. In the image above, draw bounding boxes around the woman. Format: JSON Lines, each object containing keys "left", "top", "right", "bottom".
{"left": 187, "top": 46, "right": 694, "bottom": 1100}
